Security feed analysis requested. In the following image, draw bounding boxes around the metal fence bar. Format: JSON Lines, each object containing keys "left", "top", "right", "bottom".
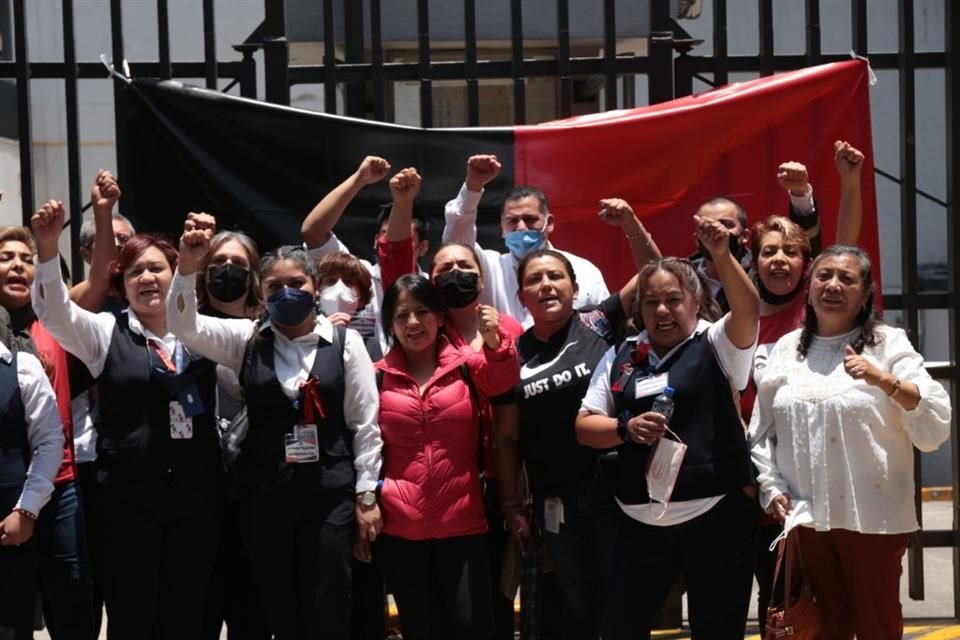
{"left": 943, "top": 0, "right": 960, "bottom": 619}
{"left": 344, "top": 1, "right": 364, "bottom": 117}
{"left": 648, "top": 0, "right": 673, "bottom": 104}
{"left": 62, "top": 0, "right": 84, "bottom": 282}
{"left": 852, "top": 0, "right": 868, "bottom": 56}
{"left": 157, "top": 0, "right": 172, "bottom": 79}
{"left": 12, "top": 0, "right": 33, "bottom": 225}
{"left": 556, "top": 0, "right": 573, "bottom": 118}
{"left": 509, "top": 0, "right": 526, "bottom": 124}
{"left": 322, "top": 0, "right": 337, "bottom": 113}
{"left": 262, "top": 0, "right": 289, "bottom": 105}
{"left": 416, "top": 0, "right": 432, "bottom": 127}
{"left": 370, "top": 0, "right": 385, "bottom": 121}
{"left": 464, "top": 0, "right": 479, "bottom": 126}
{"left": 758, "top": 0, "right": 774, "bottom": 77}
{"left": 713, "top": 0, "right": 728, "bottom": 87}
{"left": 898, "top": 0, "right": 925, "bottom": 600}
{"left": 202, "top": 0, "right": 217, "bottom": 89}
{"left": 602, "top": 0, "right": 617, "bottom": 109}
{"left": 0, "top": 60, "right": 249, "bottom": 79}
{"left": 805, "top": 0, "right": 821, "bottom": 66}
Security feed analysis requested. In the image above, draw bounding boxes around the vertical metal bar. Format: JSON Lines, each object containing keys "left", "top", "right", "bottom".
{"left": 322, "top": 0, "right": 337, "bottom": 114}
{"left": 713, "top": 0, "right": 728, "bottom": 87}
{"left": 758, "top": 0, "right": 774, "bottom": 77}
{"left": 851, "top": 0, "right": 868, "bottom": 56}
{"left": 509, "top": 0, "right": 526, "bottom": 124}
{"left": 602, "top": 0, "right": 617, "bottom": 110}
{"left": 202, "top": 0, "right": 217, "bottom": 89}
{"left": 804, "top": 0, "right": 821, "bottom": 66}
{"left": 370, "top": 0, "right": 385, "bottom": 121}
{"left": 674, "top": 54, "right": 692, "bottom": 98}
{"left": 344, "top": 0, "right": 365, "bottom": 117}
{"left": 464, "top": 0, "right": 479, "bottom": 126}
{"left": 238, "top": 50, "right": 256, "bottom": 99}
{"left": 263, "top": 0, "right": 289, "bottom": 106}
{"left": 110, "top": 0, "right": 130, "bottom": 206}
{"left": 12, "top": 0, "right": 33, "bottom": 225}
{"left": 898, "top": 0, "right": 924, "bottom": 600}
{"left": 157, "top": 0, "right": 171, "bottom": 79}
{"left": 944, "top": 0, "right": 960, "bottom": 619}
{"left": 416, "top": 0, "right": 432, "bottom": 127}
{"left": 62, "top": 0, "right": 84, "bottom": 282}
{"left": 556, "top": 0, "right": 572, "bottom": 118}
{"left": 648, "top": 0, "right": 673, "bottom": 104}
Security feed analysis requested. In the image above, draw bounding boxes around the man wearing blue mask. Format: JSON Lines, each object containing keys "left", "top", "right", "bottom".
{"left": 443, "top": 155, "right": 616, "bottom": 328}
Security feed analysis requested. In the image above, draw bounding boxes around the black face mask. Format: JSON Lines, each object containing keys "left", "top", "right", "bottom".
{"left": 206, "top": 263, "right": 249, "bottom": 303}
{"left": 698, "top": 231, "right": 745, "bottom": 261}
{"left": 434, "top": 270, "right": 480, "bottom": 309}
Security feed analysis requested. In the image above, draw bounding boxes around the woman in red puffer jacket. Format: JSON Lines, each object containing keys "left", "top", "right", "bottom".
{"left": 368, "top": 273, "right": 518, "bottom": 640}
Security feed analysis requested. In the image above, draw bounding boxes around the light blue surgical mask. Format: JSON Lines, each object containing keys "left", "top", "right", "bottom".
{"left": 504, "top": 229, "right": 545, "bottom": 260}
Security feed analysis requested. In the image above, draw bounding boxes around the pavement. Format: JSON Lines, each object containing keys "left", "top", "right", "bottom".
{"left": 34, "top": 501, "right": 960, "bottom": 639}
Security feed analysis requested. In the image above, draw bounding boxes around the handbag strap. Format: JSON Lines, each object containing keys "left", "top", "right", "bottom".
{"left": 768, "top": 527, "right": 808, "bottom": 620}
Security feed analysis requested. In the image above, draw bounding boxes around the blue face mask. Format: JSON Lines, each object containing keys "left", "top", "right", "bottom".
{"left": 504, "top": 229, "right": 545, "bottom": 260}
{"left": 266, "top": 286, "right": 316, "bottom": 327}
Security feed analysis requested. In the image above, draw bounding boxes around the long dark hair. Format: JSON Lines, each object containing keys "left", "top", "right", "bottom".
{"left": 632, "top": 257, "right": 722, "bottom": 331}
{"left": 381, "top": 274, "right": 449, "bottom": 344}
{"left": 797, "top": 245, "right": 881, "bottom": 358}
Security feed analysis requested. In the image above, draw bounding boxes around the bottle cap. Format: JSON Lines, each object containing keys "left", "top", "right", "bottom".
{"left": 664, "top": 386, "right": 675, "bottom": 397}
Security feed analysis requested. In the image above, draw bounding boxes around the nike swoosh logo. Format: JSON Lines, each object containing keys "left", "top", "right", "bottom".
{"left": 521, "top": 341, "right": 579, "bottom": 379}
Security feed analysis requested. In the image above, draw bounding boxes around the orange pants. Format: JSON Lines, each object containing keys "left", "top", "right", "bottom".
{"left": 795, "top": 527, "right": 910, "bottom": 640}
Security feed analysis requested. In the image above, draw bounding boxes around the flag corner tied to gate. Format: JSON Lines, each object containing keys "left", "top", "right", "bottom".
{"left": 119, "top": 59, "right": 878, "bottom": 294}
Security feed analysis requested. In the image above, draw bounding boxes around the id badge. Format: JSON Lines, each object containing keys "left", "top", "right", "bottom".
{"left": 635, "top": 372, "right": 669, "bottom": 399}
{"left": 169, "top": 401, "right": 194, "bottom": 439}
{"left": 544, "top": 497, "right": 564, "bottom": 534}
{"left": 177, "top": 382, "right": 205, "bottom": 418}
{"left": 284, "top": 424, "right": 320, "bottom": 464}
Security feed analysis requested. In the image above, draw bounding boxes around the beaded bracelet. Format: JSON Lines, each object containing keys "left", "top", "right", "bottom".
{"left": 13, "top": 507, "right": 37, "bottom": 521}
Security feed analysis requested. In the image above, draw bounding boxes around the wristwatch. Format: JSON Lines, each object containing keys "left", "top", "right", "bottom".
{"left": 357, "top": 491, "right": 377, "bottom": 507}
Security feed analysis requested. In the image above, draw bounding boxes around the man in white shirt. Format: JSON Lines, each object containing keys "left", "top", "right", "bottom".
{"left": 443, "top": 155, "right": 610, "bottom": 327}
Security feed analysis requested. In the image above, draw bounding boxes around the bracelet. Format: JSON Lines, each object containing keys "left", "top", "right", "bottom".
{"left": 887, "top": 377, "right": 902, "bottom": 399}
{"left": 13, "top": 507, "right": 37, "bottom": 521}
{"left": 616, "top": 413, "right": 630, "bottom": 443}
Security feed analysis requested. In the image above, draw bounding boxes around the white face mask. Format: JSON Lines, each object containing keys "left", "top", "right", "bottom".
{"left": 319, "top": 280, "right": 361, "bottom": 316}
{"left": 646, "top": 427, "right": 687, "bottom": 520}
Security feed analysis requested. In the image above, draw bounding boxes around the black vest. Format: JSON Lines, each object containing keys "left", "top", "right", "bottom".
{"left": 0, "top": 351, "right": 27, "bottom": 512}
{"left": 237, "top": 325, "right": 354, "bottom": 493}
{"left": 612, "top": 331, "right": 753, "bottom": 504}
{"left": 96, "top": 314, "right": 222, "bottom": 510}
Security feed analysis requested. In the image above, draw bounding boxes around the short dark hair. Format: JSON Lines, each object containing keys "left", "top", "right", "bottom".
{"left": 380, "top": 274, "right": 448, "bottom": 342}
{"left": 504, "top": 186, "right": 549, "bottom": 214}
{"left": 700, "top": 196, "right": 748, "bottom": 232}
{"left": 515, "top": 249, "right": 576, "bottom": 292}
{"left": 376, "top": 204, "right": 430, "bottom": 242}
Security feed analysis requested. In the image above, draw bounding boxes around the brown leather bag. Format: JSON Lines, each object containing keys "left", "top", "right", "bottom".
{"left": 764, "top": 529, "right": 824, "bottom": 639}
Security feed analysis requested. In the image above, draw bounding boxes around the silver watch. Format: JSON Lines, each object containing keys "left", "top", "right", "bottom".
{"left": 358, "top": 490, "right": 377, "bottom": 507}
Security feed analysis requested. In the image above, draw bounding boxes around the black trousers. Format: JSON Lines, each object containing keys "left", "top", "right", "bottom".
{"left": 241, "top": 483, "right": 354, "bottom": 640}
{"left": 202, "top": 499, "right": 270, "bottom": 640}
{"left": 0, "top": 487, "right": 37, "bottom": 640}
{"left": 76, "top": 462, "right": 103, "bottom": 636}
{"left": 378, "top": 533, "right": 494, "bottom": 640}
{"left": 606, "top": 491, "right": 758, "bottom": 640}
{"left": 483, "top": 479, "right": 516, "bottom": 640}
{"left": 97, "top": 490, "right": 221, "bottom": 640}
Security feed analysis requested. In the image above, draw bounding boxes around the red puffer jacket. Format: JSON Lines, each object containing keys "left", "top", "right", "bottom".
{"left": 376, "top": 331, "right": 518, "bottom": 541}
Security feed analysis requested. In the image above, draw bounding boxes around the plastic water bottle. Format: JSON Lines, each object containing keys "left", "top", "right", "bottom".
{"left": 651, "top": 386, "right": 676, "bottom": 423}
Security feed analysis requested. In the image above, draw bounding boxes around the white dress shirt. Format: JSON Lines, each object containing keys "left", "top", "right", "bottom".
{"left": 1, "top": 341, "right": 65, "bottom": 517}
{"left": 750, "top": 325, "right": 951, "bottom": 534}
{"left": 443, "top": 184, "right": 611, "bottom": 328}
{"left": 167, "top": 271, "right": 382, "bottom": 492}
{"left": 32, "top": 256, "right": 179, "bottom": 379}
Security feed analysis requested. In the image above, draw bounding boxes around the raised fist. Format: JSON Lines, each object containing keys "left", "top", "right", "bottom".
{"left": 183, "top": 211, "right": 217, "bottom": 235}
{"left": 465, "top": 155, "right": 501, "bottom": 192}
{"left": 477, "top": 304, "right": 502, "bottom": 349}
{"left": 776, "top": 161, "right": 809, "bottom": 197}
{"left": 693, "top": 214, "right": 731, "bottom": 259}
{"left": 91, "top": 169, "right": 121, "bottom": 211}
{"left": 178, "top": 212, "right": 216, "bottom": 275}
{"left": 356, "top": 156, "right": 391, "bottom": 186}
{"left": 597, "top": 198, "right": 639, "bottom": 231}
{"left": 31, "top": 199, "right": 66, "bottom": 247}
{"left": 834, "top": 140, "right": 864, "bottom": 178}
{"left": 389, "top": 168, "right": 422, "bottom": 206}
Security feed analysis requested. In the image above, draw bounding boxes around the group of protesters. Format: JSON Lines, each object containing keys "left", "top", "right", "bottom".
{"left": 0, "top": 139, "right": 951, "bottom": 640}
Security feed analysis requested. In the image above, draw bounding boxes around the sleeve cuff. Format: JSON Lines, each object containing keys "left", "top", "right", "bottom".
{"left": 172, "top": 270, "right": 197, "bottom": 291}
{"left": 15, "top": 492, "right": 45, "bottom": 518}
{"left": 458, "top": 183, "right": 483, "bottom": 213}
{"left": 35, "top": 256, "right": 65, "bottom": 283}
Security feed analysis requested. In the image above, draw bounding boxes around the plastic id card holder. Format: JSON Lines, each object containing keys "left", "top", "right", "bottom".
{"left": 284, "top": 424, "right": 320, "bottom": 463}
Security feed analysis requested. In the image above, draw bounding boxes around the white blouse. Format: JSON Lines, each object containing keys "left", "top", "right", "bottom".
{"left": 167, "top": 271, "right": 382, "bottom": 493}
{"left": 750, "top": 324, "right": 951, "bottom": 534}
